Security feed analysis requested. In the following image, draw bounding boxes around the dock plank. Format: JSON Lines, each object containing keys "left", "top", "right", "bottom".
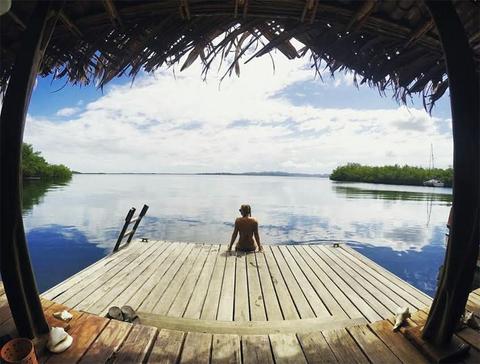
{"left": 217, "top": 250, "right": 236, "bottom": 321}
{"left": 83, "top": 243, "right": 171, "bottom": 315}
{"left": 335, "top": 246, "right": 427, "bottom": 310}
{"left": 340, "top": 245, "right": 431, "bottom": 306}
{"left": 139, "top": 243, "right": 195, "bottom": 312}
{"left": 47, "top": 314, "right": 109, "bottom": 364}
{"left": 319, "top": 246, "right": 396, "bottom": 318}
{"left": 322, "top": 328, "right": 369, "bottom": 364}
{"left": 347, "top": 325, "right": 401, "bottom": 364}
{"left": 263, "top": 248, "right": 300, "bottom": 320}
{"left": 330, "top": 247, "right": 412, "bottom": 310}
{"left": 287, "top": 246, "right": 348, "bottom": 319}
{"left": 79, "top": 319, "right": 132, "bottom": 364}
{"left": 302, "top": 246, "right": 382, "bottom": 322}
{"left": 113, "top": 324, "right": 158, "bottom": 364}
{"left": 147, "top": 329, "right": 185, "bottom": 364}
{"left": 234, "top": 252, "right": 250, "bottom": 321}
{"left": 242, "top": 335, "right": 274, "bottom": 364}
{"left": 167, "top": 244, "right": 212, "bottom": 317}
{"left": 42, "top": 243, "right": 142, "bottom": 300}
{"left": 246, "top": 253, "right": 267, "bottom": 321}
{"left": 269, "top": 333, "right": 307, "bottom": 364}
{"left": 63, "top": 243, "right": 158, "bottom": 309}
{"left": 152, "top": 244, "right": 205, "bottom": 315}
{"left": 179, "top": 332, "right": 212, "bottom": 364}
{"left": 184, "top": 244, "right": 221, "bottom": 319}
{"left": 369, "top": 320, "right": 429, "bottom": 364}
{"left": 255, "top": 252, "right": 283, "bottom": 320}
{"left": 105, "top": 242, "right": 179, "bottom": 313}
{"left": 128, "top": 243, "right": 188, "bottom": 310}
{"left": 270, "top": 246, "right": 315, "bottom": 319}
{"left": 278, "top": 246, "right": 331, "bottom": 318}
{"left": 212, "top": 334, "right": 241, "bottom": 364}
{"left": 297, "top": 331, "right": 338, "bottom": 364}
{"left": 54, "top": 242, "right": 153, "bottom": 304}
{"left": 200, "top": 246, "right": 228, "bottom": 320}
{"left": 293, "top": 246, "right": 362, "bottom": 320}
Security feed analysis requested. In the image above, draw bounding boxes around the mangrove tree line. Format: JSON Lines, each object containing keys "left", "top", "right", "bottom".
{"left": 22, "top": 143, "right": 72, "bottom": 180}
{"left": 330, "top": 163, "right": 452, "bottom": 187}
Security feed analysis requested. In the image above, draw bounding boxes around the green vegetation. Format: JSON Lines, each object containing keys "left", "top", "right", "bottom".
{"left": 22, "top": 143, "right": 72, "bottom": 180}
{"left": 330, "top": 163, "right": 453, "bottom": 187}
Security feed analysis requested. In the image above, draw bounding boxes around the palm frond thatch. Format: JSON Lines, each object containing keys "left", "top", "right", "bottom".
{"left": 1, "top": 0, "right": 479, "bottom": 110}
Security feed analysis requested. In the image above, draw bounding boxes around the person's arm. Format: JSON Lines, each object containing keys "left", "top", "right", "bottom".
{"left": 254, "top": 220, "right": 263, "bottom": 252}
{"left": 228, "top": 220, "right": 239, "bottom": 251}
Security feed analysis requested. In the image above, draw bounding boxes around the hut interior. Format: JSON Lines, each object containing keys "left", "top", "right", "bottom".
{"left": 0, "top": 0, "right": 479, "bottom": 359}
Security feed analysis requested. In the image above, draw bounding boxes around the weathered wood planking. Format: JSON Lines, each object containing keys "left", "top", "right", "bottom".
{"left": 183, "top": 244, "right": 221, "bottom": 319}
{"left": 39, "top": 241, "right": 438, "bottom": 330}
{"left": 112, "top": 324, "right": 158, "bottom": 364}
{"left": 242, "top": 335, "right": 274, "bottom": 364}
{"left": 100, "top": 242, "right": 180, "bottom": 315}
{"left": 211, "top": 334, "right": 242, "bottom": 364}
{"left": 78, "top": 319, "right": 132, "bottom": 364}
{"left": 139, "top": 243, "right": 195, "bottom": 312}
{"left": 340, "top": 245, "right": 432, "bottom": 306}
{"left": 200, "top": 245, "right": 228, "bottom": 320}
{"left": 147, "top": 329, "right": 185, "bottom": 364}
{"left": 301, "top": 245, "right": 382, "bottom": 322}
{"left": 3, "top": 281, "right": 480, "bottom": 364}
{"left": 246, "top": 252, "right": 267, "bottom": 321}
{"left": 255, "top": 252, "right": 283, "bottom": 320}
{"left": 234, "top": 252, "right": 249, "bottom": 321}
{"left": 179, "top": 332, "right": 212, "bottom": 364}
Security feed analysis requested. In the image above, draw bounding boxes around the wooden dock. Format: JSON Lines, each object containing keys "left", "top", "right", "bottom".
{"left": 1, "top": 241, "right": 480, "bottom": 363}
{"left": 43, "top": 242, "right": 432, "bottom": 324}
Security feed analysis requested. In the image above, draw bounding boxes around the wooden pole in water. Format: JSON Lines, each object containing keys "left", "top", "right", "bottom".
{"left": 0, "top": 1, "right": 60, "bottom": 338}
{"left": 422, "top": 0, "right": 480, "bottom": 346}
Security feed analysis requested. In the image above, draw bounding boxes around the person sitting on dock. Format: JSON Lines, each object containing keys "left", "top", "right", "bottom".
{"left": 228, "top": 204, "right": 264, "bottom": 253}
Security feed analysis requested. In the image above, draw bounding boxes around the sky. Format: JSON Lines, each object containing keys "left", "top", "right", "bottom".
{"left": 25, "top": 49, "right": 453, "bottom": 174}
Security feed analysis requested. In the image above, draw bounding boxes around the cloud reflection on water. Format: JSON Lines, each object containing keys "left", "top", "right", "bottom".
{"left": 23, "top": 175, "right": 449, "bottom": 295}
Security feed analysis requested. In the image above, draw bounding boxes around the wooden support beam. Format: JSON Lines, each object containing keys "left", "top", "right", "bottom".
{"left": 179, "top": 0, "right": 191, "bottom": 21}
{"left": 59, "top": 11, "right": 83, "bottom": 38}
{"left": 300, "top": 0, "right": 315, "bottom": 23}
{"left": 7, "top": 10, "right": 26, "bottom": 30}
{"left": 103, "top": 0, "right": 122, "bottom": 27}
{"left": 422, "top": 0, "right": 480, "bottom": 347}
{"left": 346, "top": 0, "right": 377, "bottom": 32}
{"left": 0, "top": 1, "right": 61, "bottom": 339}
{"left": 404, "top": 19, "right": 434, "bottom": 49}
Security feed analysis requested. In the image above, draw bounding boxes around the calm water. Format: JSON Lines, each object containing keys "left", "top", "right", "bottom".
{"left": 23, "top": 174, "right": 451, "bottom": 296}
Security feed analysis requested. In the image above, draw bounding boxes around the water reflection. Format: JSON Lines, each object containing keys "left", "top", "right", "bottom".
{"left": 351, "top": 239, "right": 445, "bottom": 296}
{"left": 27, "top": 225, "right": 106, "bottom": 292}
{"left": 23, "top": 179, "right": 70, "bottom": 213}
{"left": 22, "top": 175, "right": 450, "bottom": 295}
{"left": 333, "top": 184, "right": 452, "bottom": 203}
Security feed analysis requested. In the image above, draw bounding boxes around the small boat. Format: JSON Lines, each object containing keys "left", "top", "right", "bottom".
{"left": 423, "top": 178, "right": 444, "bottom": 187}
{"left": 423, "top": 144, "right": 444, "bottom": 187}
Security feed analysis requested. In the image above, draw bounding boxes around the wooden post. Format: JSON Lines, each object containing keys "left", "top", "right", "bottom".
{"left": 0, "top": 1, "right": 60, "bottom": 338}
{"left": 421, "top": 0, "right": 480, "bottom": 346}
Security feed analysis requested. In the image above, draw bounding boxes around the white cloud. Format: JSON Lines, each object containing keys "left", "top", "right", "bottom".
{"left": 56, "top": 107, "right": 81, "bottom": 117}
{"left": 25, "top": 53, "right": 452, "bottom": 173}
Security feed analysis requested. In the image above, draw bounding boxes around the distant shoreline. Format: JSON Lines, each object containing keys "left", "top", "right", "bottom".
{"left": 330, "top": 163, "right": 452, "bottom": 187}
{"left": 73, "top": 171, "right": 330, "bottom": 178}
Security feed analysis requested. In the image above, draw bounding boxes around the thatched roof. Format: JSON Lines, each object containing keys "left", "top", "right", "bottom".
{"left": 1, "top": 1, "right": 479, "bottom": 110}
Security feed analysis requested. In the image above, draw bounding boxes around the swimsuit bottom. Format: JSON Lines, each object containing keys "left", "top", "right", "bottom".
{"left": 235, "top": 242, "right": 256, "bottom": 252}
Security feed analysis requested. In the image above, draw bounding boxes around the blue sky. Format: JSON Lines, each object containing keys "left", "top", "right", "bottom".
{"left": 26, "top": 52, "right": 452, "bottom": 173}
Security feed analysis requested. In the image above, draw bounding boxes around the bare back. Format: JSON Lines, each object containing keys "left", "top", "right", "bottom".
{"left": 235, "top": 217, "right": 258, "bottom": 251}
